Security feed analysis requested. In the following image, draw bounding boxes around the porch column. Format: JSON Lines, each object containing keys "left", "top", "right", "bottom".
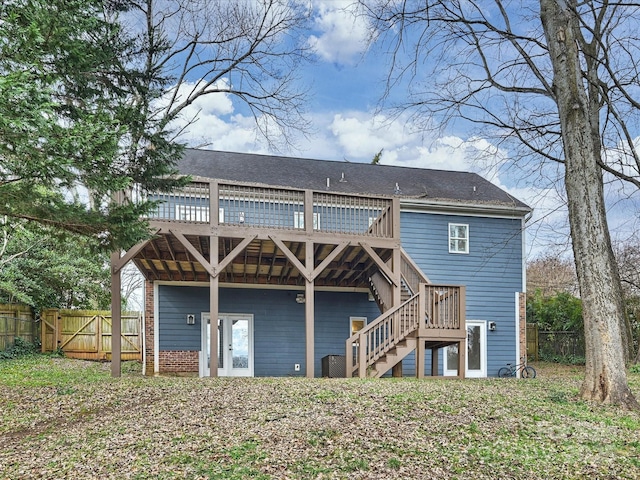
{"left": 209, "top": 234, "right": 219, "bottom": 377}
{"left": 416, "top": 283, "right": 427, "bottom": 379}
{"left": 431, "top": 348, "right": 439, "bottom": 377}
{"left": 391, "top": 245, "right": 403, "bottom": 377}
{"left": 110, "top": 251, "right": 121, "bottom": 378}
{"left": 457, "top": 339, "right": 466, "bottom": 379}
{"left": 208, "top": 182, "right": 220, "bottom": 378}
{"left": 305, "top": 237, "right": 315, "bottom": 378}
{"left": 415, "top": 340, "right": 425, "bottom": 379}
{"left": 305, "top": 279, "right": 314, "bottom": 378}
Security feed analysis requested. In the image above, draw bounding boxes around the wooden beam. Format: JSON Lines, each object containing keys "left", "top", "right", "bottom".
{"left": 112, "top": 238, "right": 153, "bottom": 274}
{"left": 431, "top": 348, "right": 439, "bottom": 377}
{"left": 254, "top": 241, "right": 265, "bottom": 281}
{"left": 170, "top": 230, "right": 214, "bottom": 276}
{"left": 305, "top": 240, "right": 315, "bottom": 378}
{"left": 164, "top": 236, "right": 177, "bottom": 261}
{"left": 360, "top": 242, "right": 398, "bottom": 286}
{"left": 311, "top": 241, "right": 350, "bottom": 281}
{"left": 270, "top": 236, "right": 311, "bottom": 282}
{"left": 216, "top": 235, "right": 257, "bottom": 275}
{"left": 209, "top": 235, "right": 219, "bottom": 377}
{"left": 110, "top": 251, "right": 121, "bottom": 378}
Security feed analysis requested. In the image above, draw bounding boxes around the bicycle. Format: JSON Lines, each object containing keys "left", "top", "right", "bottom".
{"left": 498, "top": 357, "right": 536, "bottom": 378}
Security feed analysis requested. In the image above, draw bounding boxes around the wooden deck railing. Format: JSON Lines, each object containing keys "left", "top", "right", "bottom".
{"left": 144, "top": 181, "right": 396, "bottom": 238}
{"left": 424, "top": 284, "right": 465, "bottom": 329}
{"left": 346, "top": 282, "right": 464, "bottom": 377}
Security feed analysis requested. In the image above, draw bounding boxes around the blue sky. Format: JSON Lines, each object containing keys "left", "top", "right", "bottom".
{"left": 164, "top": 0, "right": 636, "bottom": 259}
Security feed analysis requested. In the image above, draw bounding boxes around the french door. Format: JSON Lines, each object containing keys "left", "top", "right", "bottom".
{"left": 200, "top": 313, "right": 254, "bottom": 377}
{"left": 443, "top": 320, "right": 487, "bottom": 378}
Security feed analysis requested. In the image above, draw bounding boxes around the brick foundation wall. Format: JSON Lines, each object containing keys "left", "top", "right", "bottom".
{"left": 159, "top": 350, "right": 199, "bottom": 373}
{"left": 144, "top": 280, "right": 155, "bottom": 376}
{"left": 519, "top": 292, "right": 527, "bottom": 361}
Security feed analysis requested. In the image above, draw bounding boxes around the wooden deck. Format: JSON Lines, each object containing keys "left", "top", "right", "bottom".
{"left": 111, "top": 179, "right": 465, "bottom": 378}
{"left": 124, "top": 179, "right": 400, "bottom": 289}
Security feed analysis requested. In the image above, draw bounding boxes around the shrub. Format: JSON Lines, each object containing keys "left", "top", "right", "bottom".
{"left": 538, "top": 351, "right": 586, "bottom": 365}
{"left": 0, "top": 337, "right": 40, "bottom": 359}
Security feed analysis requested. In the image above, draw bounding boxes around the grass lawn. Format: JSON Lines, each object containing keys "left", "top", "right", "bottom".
{"left": 0, "top": 357, "right": 639, "bottom": 479}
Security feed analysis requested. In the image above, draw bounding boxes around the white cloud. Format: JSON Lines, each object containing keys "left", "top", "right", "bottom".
{"left": 161, "top": 86, "right": 576, "bottom": 257}
{"left": 159, "top": 80, "right": 274, "bottom": 153}
{"left": 307, "top": 1, "right": 369, "bottom": 65}
{"left": 326, "top": 112, "right": 484, "bottom": 172}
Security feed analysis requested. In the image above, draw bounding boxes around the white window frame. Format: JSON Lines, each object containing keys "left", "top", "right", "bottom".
{"left": 294, "top": 211, "right": 320, "bottom": 230}
{"left": 448, "top": 223, "right": 469, "bottom": 254}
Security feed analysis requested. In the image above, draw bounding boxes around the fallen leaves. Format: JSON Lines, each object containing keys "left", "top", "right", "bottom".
{"left": 0, "top": 359, "right": 639, "bottom": 479}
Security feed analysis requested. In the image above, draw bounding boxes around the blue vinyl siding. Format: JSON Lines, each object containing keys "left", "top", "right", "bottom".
{"left": 158, "top": 285, "right": 380, "bottom": 377}
{"left": 400, "top": 211, "right": 524, "bottom": 376}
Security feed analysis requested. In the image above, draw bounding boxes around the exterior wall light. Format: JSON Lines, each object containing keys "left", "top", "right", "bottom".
{"left": 295, "top": 293, "right": 305, "bottom": 304}
{"left": 489, "top": 321, "right": 496, "bottom": 331}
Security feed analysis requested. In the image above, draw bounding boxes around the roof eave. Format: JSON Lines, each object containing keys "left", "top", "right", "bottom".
{"left": 400, "top": 198, "right": 532, "bottom": 218}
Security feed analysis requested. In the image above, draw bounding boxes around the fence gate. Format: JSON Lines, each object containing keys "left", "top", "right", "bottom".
{"left": 41, "top": 309, "right": 142, "bottom": 361}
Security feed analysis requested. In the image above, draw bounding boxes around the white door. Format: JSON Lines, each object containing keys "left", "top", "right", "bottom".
{"left": 443, "top": 320, "right": 487, "bottom": 378}
{"left": 200, "top": 313, "right": 254, "bottom": 377}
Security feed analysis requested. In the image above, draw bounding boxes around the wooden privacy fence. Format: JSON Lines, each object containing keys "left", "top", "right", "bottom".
{"left": 41, "top": 309, "right": 143, "bottom": 361}
{"left": 0, "top": 304, "right": 37, "bottom": 351}
{"left": 526, "top": 324, "right": 585, "bottom": 361}
{"left": 526, "top": 323, "right": 539, "bottom": 361}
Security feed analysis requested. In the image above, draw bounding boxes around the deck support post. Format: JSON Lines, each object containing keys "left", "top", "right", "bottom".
{"left": 431, "top": 348, "right": 439, "bottom": 376}
{"left": 305, "top": 238, "right": 315, "bottom": 378}
{"left": 457, "top": 339, "right": 466, "bottom": 379}
{"left": 209, "top": 235, "right": 219, "bottom": 377}
{"left": 391, "top": 235, "right": 403, "bottom": 378}
{"left": 208, "top": 182, "right": 220, "bottom": 378}
{"left": 110, "top": 251, "right": 122, "bottom": 378}
{"left": 416, "top": 340, "right": 425, "bottom": 378}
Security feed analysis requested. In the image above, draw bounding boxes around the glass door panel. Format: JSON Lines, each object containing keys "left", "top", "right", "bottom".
{"left": 201, "top": 313, "right": 253, "bottom": 377}
{"left": 230, "top": 319, "right": 249, "bottom": 372}
{"left": 443, "top": 320, "right": 486, "bottom": 377}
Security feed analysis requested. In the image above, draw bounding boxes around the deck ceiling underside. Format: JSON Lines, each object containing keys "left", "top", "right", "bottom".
{"left": 132, "top": 233, "right": 392, "bottom": 288}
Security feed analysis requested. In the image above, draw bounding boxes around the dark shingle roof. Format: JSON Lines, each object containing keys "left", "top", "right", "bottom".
{"left": 178, "top": 149, "right": 530, "bottom": 214}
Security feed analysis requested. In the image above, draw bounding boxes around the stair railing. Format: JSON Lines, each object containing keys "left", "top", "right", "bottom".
{"left": 400, "top": 247, "right": 430, "bottom": 294}
{"left": 369, "top": 271, "right": 393, "bottom": 312}
{"left": 345, "top": 293, "right": 421, "bottom": 378}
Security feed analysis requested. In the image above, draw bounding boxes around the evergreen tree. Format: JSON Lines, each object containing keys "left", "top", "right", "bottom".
{"left": 0, "top": 0, "right": 186, "bottom": 252}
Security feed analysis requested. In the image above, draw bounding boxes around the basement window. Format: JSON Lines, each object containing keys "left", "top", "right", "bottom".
{"left": 449, "top": 223, "right": 469, "bottom": 254}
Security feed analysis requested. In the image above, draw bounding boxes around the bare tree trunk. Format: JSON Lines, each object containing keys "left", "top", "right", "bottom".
{"left": 540, "top": 0, "right": 638, "bottom": 408}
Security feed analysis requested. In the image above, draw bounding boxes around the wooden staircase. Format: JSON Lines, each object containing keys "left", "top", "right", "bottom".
{"left": 346, "top": 249, "right": 465, "bottom": 378}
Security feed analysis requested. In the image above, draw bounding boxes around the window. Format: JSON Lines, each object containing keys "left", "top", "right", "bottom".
{"left": 350, "top": 317, "right": 366, "bottom": 336}
{"left": 174, "top": 206, "right": 225, "bottom": 223}
{"left": 294, "top": 211, "right": 320, "bottom": 230}
{"left": 449, "top": 223, "right": 469, "bottom": 254}
{"left": 176, "top": 205, "right": 209, "bottom": 222}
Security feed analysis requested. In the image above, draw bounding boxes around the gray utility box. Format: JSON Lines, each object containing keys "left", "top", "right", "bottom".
{"left": 321, "top": 355, "right": 345, "bottom": 378}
